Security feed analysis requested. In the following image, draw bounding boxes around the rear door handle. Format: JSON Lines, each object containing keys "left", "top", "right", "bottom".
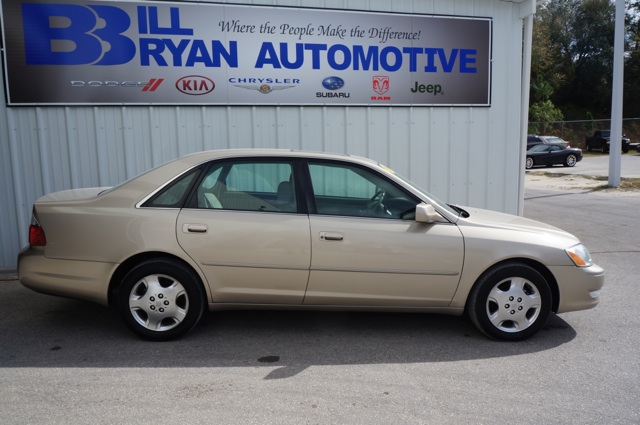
{"left": 320, "top": 232, "right": 343, "bottom": 241}
{"left": 183, "top": 224, "right": 208, "bottom": 234}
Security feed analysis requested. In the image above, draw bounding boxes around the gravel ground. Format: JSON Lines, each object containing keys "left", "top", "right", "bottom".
{"left": 525, "top": 169, "right": 639, "bottom": 195}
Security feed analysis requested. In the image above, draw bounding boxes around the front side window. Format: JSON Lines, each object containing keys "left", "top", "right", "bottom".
{"left": 530, "top": 144, "right": 550, "bottom": 153}
{"left": 193, "top": 160, "right": 296, "bottom": 213}
{"left": 308, "top": 162, "right": 417, "bottom": 219}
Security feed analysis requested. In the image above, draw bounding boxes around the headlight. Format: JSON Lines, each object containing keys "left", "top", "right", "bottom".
{"left": 565, "top": 244, "right": 593, "bottom": 267}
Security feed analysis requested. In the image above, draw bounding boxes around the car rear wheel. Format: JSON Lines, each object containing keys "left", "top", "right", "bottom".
{"left": 525, "top": 157, "right": 534, "bottom": 169}
{"left": 564, "top": 154, "right": 577, "bottom": 167}
{"left": 467, "top": 262, "right": 552, "bottom": 341}
{"left": 118, "top": 259, "right": 205, "bottom": 341}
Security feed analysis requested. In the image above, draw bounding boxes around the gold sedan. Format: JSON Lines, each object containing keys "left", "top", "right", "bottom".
{"left": 18, "top": 150, "right": 604, "bottom": 341}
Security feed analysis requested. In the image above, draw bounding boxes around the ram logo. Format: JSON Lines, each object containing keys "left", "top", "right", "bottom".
{"left": 372, "top": 76, "right": 389, "bottom": 95}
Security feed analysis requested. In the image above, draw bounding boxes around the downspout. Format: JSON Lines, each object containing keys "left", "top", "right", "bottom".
{"left": 517, "top": 0, "right": 538, "bottom": 216}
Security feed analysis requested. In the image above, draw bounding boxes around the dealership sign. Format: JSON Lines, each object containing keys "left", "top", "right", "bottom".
{"left": 1, "top": 0, "right": 492, "bottom": 105}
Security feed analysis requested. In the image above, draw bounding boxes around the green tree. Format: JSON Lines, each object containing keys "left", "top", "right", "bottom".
{"left": 529, "top": 100, "right": 564, "bottom": 134}
{"left": 532, "top": 0, "right": 617, "bottom": 119}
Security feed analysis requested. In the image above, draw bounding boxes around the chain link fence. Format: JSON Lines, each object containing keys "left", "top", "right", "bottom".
{"left": 528, "top": 118, "right": 640, "bottom": 149}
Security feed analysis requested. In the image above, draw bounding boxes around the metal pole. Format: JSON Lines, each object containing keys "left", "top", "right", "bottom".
{"left": 609, "top": 0, "right": 625, "bottom": 187}
{"left": 518, "top": 12, "right": 534, "bottom": 216}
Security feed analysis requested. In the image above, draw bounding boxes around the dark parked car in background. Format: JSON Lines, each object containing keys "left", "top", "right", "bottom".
{"left": 526, "top": 135, "right": 570, "bottom": 150}
{"left": 585, "top": 130, "right": 630, "bottom": 153}
{"left": 526, "top": 144, "right": 583, "bottom": 169}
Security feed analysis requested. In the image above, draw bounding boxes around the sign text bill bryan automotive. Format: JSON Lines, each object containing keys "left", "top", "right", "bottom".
{"left": 1, "top": 0, "right": 492, "bottom": 105}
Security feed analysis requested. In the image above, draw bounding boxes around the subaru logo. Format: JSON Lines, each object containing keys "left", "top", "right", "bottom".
{"left": 322, "top": 76, "right": 345, "bottom": 90}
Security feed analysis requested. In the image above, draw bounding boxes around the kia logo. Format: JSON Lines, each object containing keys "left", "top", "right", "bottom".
{"left": 175, "top": 76, "right": 215, "bottom": 95}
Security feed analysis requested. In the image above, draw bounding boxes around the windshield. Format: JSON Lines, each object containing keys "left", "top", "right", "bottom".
{"left": 380, "top": 164, "right": 459, "bottom": 216}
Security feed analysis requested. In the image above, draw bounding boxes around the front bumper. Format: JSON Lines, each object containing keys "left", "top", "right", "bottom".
{"left": 550, "top": 263, "right": 605, "bottom": 314}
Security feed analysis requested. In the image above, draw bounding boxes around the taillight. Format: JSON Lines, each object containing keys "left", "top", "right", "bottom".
{"left": 29, "top": 216, "right": 46, "bottom": 246}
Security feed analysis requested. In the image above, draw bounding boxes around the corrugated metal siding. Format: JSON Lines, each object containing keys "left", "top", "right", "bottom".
{"left": 0, "top": 0, "right": 526, "bottom": 270}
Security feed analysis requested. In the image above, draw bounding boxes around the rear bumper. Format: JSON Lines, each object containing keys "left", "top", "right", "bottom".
{"left": 550, "top": 263, "right": 604, "bottom": 314}
{"left": 18, "top": 246, "right": 114, "bottom": 306}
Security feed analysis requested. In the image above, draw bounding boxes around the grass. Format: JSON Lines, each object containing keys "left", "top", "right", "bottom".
{"left": 587, "top": 175, "right": 640, "bottom": 191}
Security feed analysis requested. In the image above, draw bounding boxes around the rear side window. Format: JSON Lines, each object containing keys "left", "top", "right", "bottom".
{"left": 144, "top": 168, "right": 200, "bottom": 208}
{"left": 192, "top": 160, "right": 297, "bottom": 213}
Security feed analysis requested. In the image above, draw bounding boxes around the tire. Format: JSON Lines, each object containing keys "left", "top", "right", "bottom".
{"left": 563, "top": 154, "right": 577, "bottom": 167}
{"left": 467, "top": 263, "right": 552, "bottom": 341}
{"left": 118, "top": 259, "right": 205, "bottom": 341}
{"left": 525, "top": 157, "right": 534, "bottom": 169}
{"left": 622, "top": 147, "right": 629, "bottom": 154}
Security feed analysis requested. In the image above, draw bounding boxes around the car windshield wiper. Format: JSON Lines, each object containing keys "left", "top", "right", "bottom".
{"left": 399, "top": 208, "right": 416, "bottom": 220}
{"left": 448, "top": 204, "right": 470, "bottom": 218}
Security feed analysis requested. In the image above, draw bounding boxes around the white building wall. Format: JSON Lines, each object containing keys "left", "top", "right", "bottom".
{"left": 0, "top": 0, "right": 529, "bottom": 270}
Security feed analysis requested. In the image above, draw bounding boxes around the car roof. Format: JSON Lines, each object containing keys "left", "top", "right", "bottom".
{"left": 105, "top": 149, "right": 385, "bottom": 204}
{"left": 175, "top": 149, "right": 380, "bottom": 167}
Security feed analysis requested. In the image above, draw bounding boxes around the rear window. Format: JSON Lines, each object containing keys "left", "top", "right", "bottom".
{"left": 143, "top": 167, "right": 201, "bottom": 208}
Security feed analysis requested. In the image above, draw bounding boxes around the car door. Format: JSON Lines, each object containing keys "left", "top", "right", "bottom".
{"left": 176, "top": 159, "right": 311, "bottom": 304}
{"left": 592, "top": 131, "right": 603, "bottom": 149}
{"left": 536, "top": 145, "right": 554, "bottom": 166}
{"left": 547, "top": 145, "right": 564, "bottom": 164}
{"left": 303, "top": 160, "right": 464, "bottom": 307}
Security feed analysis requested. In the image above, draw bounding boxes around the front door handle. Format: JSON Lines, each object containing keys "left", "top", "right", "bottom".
{"left": 183, "top": 224, "right": 208, "bottom": 234}
{"left": 320, "top": 232, "right": 344, "bottom": 241}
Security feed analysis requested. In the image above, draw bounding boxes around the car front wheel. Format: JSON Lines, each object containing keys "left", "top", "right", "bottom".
{"left": 467, "top": 263, "right": 552, "bottom": 341}
{"left": 525, "top": 157, "right": 534, "bottom": 169}
{"left": 118, "top": 259, "right": 205, "bottom": 341}
{"left": 564, "top": 154, "right": 577, "bottom": 167}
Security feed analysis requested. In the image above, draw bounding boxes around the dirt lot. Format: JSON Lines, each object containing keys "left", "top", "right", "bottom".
{"left": 525, "top": 170, "right": 640, "bottom": 193}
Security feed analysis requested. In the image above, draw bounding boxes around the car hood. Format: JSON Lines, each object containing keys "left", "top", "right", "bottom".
{"left": 36, "top": 187, "right": 110, "bottom": 203}
{"left": 456, "top": 206, "right": 579, "bottom": 245}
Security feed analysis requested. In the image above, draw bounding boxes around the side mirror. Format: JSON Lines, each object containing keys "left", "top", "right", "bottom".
{"left": 415, "top": 203, "right": 444, "bottom": 224}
